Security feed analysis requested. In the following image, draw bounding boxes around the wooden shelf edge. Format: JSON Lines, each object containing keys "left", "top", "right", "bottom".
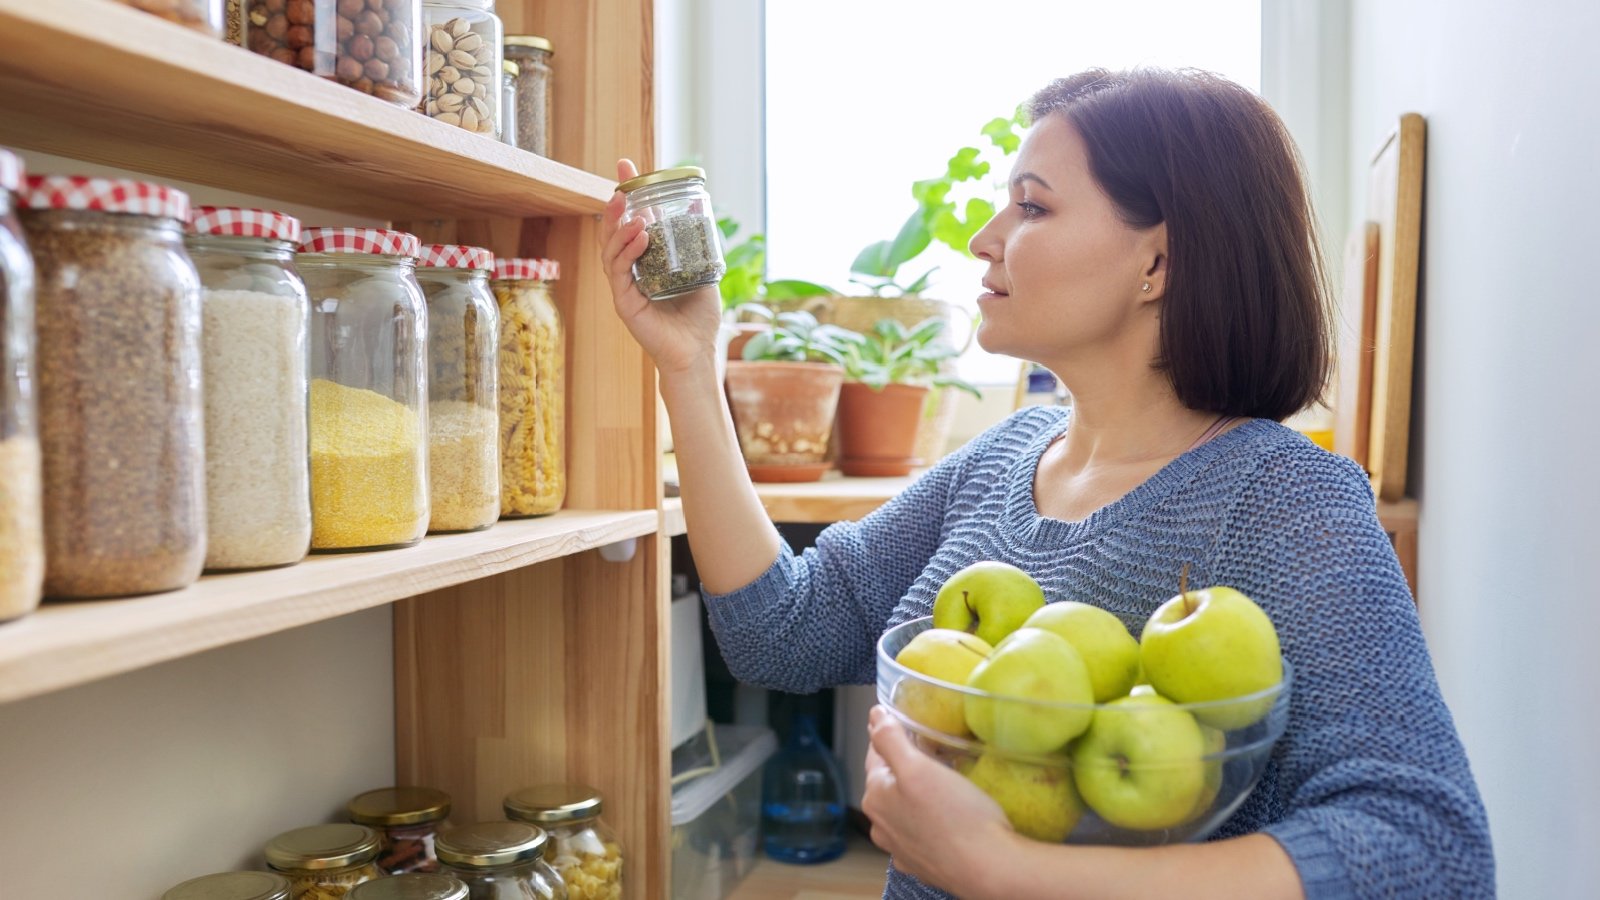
{"left": 0, "top": 508, "right": 657, "bottom": 705}
{"left": 661, "top": 498, "right": 686, "bottom": 538}
{"left": 0, "top": 0, "right": 614, "bottom": 219}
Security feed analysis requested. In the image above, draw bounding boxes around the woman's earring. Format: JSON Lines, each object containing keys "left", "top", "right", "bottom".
{"left": 1141, "top": 282, "right": 1152, "bottom": 293}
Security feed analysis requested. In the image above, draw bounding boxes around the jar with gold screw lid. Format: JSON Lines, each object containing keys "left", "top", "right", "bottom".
{"left": 162, "top": 872, "right": 292, "bottom": 900}
{"left": 617, "top": 166, "right": 726, "bottom": 301}
{"left": 264, "top": 823, "right": 383, "bottom": 898}
{"left": 436, "top": 822, "right": 567, "bottom": 899}
{"left": 348, "top": 785, "right": 453, "bottom": 875}
{"left": 348, "top": 874, "right": 469, "bottom": 900}
{"left": 504, "top": 784, "right": 621, "bottom": 900}
{"left": 502, "top": 35, "right": 552, "bottom": 157}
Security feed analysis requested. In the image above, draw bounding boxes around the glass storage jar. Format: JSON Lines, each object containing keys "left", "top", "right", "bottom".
{"left": 187, "top": 207, "right": 312, "bottom": 571}
{"left": 297, "top": 227, "right": 429, "bottom": 552}
{"left": 418, "top": 244, "right": 500, "bottom": 534}
{"left": 265, "top": 824, "right": 383, "bottom": 899}
{"left": 117, "top": 0, "right": 223, "bottom": 36}
{"left": 20, "top": 175, "right": 205, "bottom": 599}
{"left": 347, "top": 785, "right": 453, "bottom": 875}
{"left": 349, "top": 874, "right": 469, "bottom": 900}
{"left": 617, "top": 167, "right": 725, "bottom": 300}
{"left": 0, "top": 150, "right": 41, "bottom": 622}
{"left": 503, "top": 784, "right": 622, "bottom": 900}
{"left": 437, "top": 822, "right": 567, "bottom": 900}
{"left": 163, "top": 872, "right": 293, "bottom": 900}
{"left": 491, "top": 258, "right": 564, "bottom": 518}
{"left": 502, "top": 36, "right": 552, "bottom": 157}
{"left": 244, "top": 0, "right": 423, "bottom": 107}
{"left": 421, "top": 1, "right": 504, "bottom": 137}
{"left": 500, "top": 60, "right": 519, "bottom": 147}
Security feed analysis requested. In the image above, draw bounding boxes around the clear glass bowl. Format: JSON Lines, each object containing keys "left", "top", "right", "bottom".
{"left": 875, "top": 616, "right": 1291, "bottom": 846}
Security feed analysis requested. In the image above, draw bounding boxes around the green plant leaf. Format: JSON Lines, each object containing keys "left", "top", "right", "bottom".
{"left": 717, "top": 217, "right": 740, "bottom": 240}
{"left": 930, "top": 198, "right": 996, "bottom": 257}
{"left": 886, "top": 210, "right": 933, "bottom": 271}
{"left": 946, "top": 146, "right": 989, "bottom": 182}
{"left": 906, "top": 317, "right": 947, "bottom": 346}
{"left": 934, "top": 374, "right": 985, "bottom": 400}
{"left": 851, "top": 240, "right": 895, "bottom": 278}
{"left": 763, "top": 279, "right": 835, "bottom": 300}
{"left": 981, "top": 116, "right": 1022, "bottom": 155}
{"left": 902, "top": 267, "right": 938, "bottom": 296}
{"left": 911, "top": 177, "right": 952, "bottom": 209}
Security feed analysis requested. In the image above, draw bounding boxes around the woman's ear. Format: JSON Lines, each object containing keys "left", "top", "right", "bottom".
{"left": 1139, "top": 222, "right": 1168, "bottom": 302}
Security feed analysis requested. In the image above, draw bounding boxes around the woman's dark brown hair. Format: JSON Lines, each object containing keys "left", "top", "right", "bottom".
{"left": 1029, "top": 68, "right": 1332, "bottom": 421}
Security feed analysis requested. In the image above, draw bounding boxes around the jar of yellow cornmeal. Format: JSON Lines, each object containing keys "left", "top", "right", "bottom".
{"left": 297, "top": 228, "right": 430, "bottom": 551}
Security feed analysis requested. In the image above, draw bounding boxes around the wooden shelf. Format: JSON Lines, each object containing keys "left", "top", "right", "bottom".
{"left": 661, "top": 497, "right": 686, "bottom": 538}
{"left": 0, "top": 509, "right": 656, "bottom": 704}
{"left": 0, "top": 0, "right": 614, "bottom": 219}
{"left": 753, "top": 471, "right": 927, "bottom": 524}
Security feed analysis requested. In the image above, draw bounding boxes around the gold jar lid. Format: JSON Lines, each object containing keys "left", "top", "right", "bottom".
{"left": 348, "top": 787, "right": 452, "bottom": 827}
{"left": 504, "top": 35, "right": 553, "bottom": 53}
{"left": 162, "top": 872, "right": 291, "bottom": 900}
{"left": 264, "top": 824, "right": 381, "bottom": 871}
{"left": 435, "top": 822, "right": 548, "bottom": 869}
{"left": 348, "top": 874, "right": 469, "bottom": 900}
{"left": 504, "top": 783, "right": 603, "bottom": 825}
{"left": 502, "top": 60, "right": 519, "bottom": 77}
{"left": 617, "top": 166, "right": 706, "bottom": 195}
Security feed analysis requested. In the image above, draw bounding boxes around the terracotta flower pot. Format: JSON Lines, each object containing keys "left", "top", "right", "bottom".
{"left": 725, "top": 322, "right": 768, "bottom": 361}
{"left": 835, "top": 382, "right": 932, "bottom": 477}
{"left": 724, "top": 361, "right": 844, "bottom": 483}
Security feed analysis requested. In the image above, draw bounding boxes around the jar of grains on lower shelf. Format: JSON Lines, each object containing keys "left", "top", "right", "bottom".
{"left": 186, "top": 207, "right": 312, "bottom": 570}
{"left": 296, "top": 227, "right": 429, "bottom": 552}
{"left": 0, "top": 150, "right": 41, "bottom": 622}
{"left": 491, "top": 258, "right": 564, "bottom": 518}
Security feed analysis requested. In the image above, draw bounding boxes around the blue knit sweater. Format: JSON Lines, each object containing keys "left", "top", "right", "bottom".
{"left": 703, "top": 407, "right": 1493, "bottom": 899}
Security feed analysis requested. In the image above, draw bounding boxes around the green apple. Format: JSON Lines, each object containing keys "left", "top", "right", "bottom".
{"left": 1069, "top": 693, "right": 1206, "bottom": 831}
{"left": 963, "top": 750, "right": 1084, "bottom": 843}
{"left": 892, "top": 629, "right": 994, "bottom": 736}
{"left": 964, "top": 628, "right": 1094, "bottom": 755}
{"left": 933, "top": 561, "right": 1047, "bottom": 647}
{"left": 1023, "top": 602, "right": 1141, "bottom": 702}
{"left": 1128, "top": 684, "right": 1157, "bottom": 698}
{"left": 1186, "top": 724, "right": 1227, "bottom": 825}
{"left": 1139, "top": 585, "right": 1282, "bottom": 730}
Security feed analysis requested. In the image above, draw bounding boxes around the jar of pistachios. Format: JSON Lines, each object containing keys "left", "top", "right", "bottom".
{"left": 504, "top": 784, "right": 622, "bottom": 900}
{"left": 265, "top": 824, "right": 383, "bottom": 899}
{"left": 618, "top": 166, "right": 725, "bottom": 301}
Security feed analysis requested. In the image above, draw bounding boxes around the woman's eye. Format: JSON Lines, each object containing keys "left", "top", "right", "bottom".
{"left": 1016, "top": 200, "right": 1046, "bottom": 219}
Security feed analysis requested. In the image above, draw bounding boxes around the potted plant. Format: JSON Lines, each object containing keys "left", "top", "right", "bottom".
{"left": 717, "top": 218, "right": 833, "bottom": 361}
{"left": 834, "top": 318, "right": 982, "bottom": 477}
{"left": 725, "top": 310, "right": 858, "bottom": 483}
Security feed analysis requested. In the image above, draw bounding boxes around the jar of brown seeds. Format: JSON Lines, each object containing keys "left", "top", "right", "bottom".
{"left": 244, "top": 0, "right": 423, "bottom": 108}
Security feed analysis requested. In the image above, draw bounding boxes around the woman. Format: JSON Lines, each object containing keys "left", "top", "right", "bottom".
{"left": 601, "top": 68, "right": 1492, "bottom": 899}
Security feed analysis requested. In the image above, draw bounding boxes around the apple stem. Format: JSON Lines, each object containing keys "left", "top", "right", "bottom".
{"left": 1180, "top": 563, "right": 1195, "bottom": 616}
{"left": 964, "top": 593, "right": 978, "bottom": 634}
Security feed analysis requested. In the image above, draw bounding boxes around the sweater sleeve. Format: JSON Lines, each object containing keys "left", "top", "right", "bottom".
{"left": 1207, "top": 448, "right": 1494, "bottom": 899}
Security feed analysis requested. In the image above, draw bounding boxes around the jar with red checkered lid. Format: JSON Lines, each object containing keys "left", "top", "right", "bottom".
{"left": 417, "top": 243, "right": 499, "bottom": 534}
{"left": 491, "top": 257, "right": 563, "bottom": 517}
{"left": 0, "top": 149, "right": 42, "bottom": 621}
{"left": 186, "top": 207, "right": 313, "bottom": 571}
{"left": 19, "top": 174, "right": 206, "bottom": 598}
{"left": 297, "top": 226, "right": 430, "bottom": 552}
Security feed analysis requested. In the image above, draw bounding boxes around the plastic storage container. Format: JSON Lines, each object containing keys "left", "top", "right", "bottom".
{"left": 418, "top": 244, "right": 499, "bottom": 534}
{"left": 348, "top": 873, "right": 469, "bottom": 900}
{"left": 504, "top": 784, "right": 623, "bottom": 900}
{"left": 21, "top": 175, "right": 206, "bottom": 599}
{"left": 421, "top": 1, "right": 503, "bottom": 136}
{"left": 162, "top": 872, "right": 293, "bottom": 900}
{"left": 617, "top": 167, "right": 725, "bottom": 301}
{"left": 118, "top": 0, "right": 223, "bottom": 35}
{"left": 187, "top": 207, "right": 312, "bottom": 571}
{"left": 669, "top": 724, "right": 777, "bottom": 900}
{"left": 348, "top": 786, "right": 453, "bottom": 875}
{"left": 436, "top": 822, "right": 568, "bottom": 899}
{"left": 491, "top": 258, "right": 564, "bottom": 518}
{"left": 264, "top": 824, "right": 384, "bottom": 898}
{"left": 0, "top": 150, "right": 41, "bottom": 622}
{"left": 297, "top": 227, "right": 429, "bottom": 552}
{"left": 669, "top": 575, "right": 708, "bottom": 749}
{"left": 502, "top": 36, "right": 552, "bottom": 157}
{"left": 244, "top": 0, "right": 423, "bottom": 107}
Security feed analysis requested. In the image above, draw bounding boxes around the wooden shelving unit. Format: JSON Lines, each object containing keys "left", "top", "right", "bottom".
{"left": 0, "top": 0, "right": 666, "bottom": 896}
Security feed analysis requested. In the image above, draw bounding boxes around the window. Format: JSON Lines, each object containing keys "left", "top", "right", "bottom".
{"left": 764, "top": 1, "right": 1261, "bottom": 383}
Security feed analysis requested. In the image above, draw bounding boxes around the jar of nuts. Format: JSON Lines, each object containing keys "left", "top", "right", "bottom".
{"left": 245, "top": 0, "right": 424, "bottom": 108}
{"left": 117, "top": 0, "right": 224, "bottom": 36}
{"left": 502, "top": 36, "right": 552, "bottom": 157}
{"left": 421, "top": 1, "right": 504, "bottom": 137}
{"left": 490, "top": 258, "right": 564, "bottom": 519}
{"left": 0, "top": 150, "right": 42, "bottom": 623}
{"left": 265, "top": 824, "right": 384, "bottom": 899}
{"left": 19, "top": 175, "right": 206, "bottom": 600}
{"left": 348, "top": 786, "right": 453, "bottom": 875}
{"left": 436, "top": 823, "right": 567, "bottom": 900}
{"left": 504, "top": 784, "right": 623, "bottom": 900}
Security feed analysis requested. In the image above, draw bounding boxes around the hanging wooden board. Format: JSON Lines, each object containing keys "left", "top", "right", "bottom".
{"left": 1333, "top": 223, "right": 1381, "bottom": 468}
{"left": 1366, "top": 114, "right": 1426, "bottom": 502}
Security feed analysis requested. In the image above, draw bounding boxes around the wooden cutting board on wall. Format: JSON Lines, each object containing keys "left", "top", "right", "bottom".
{"left": 1333, "top": 222, "right": 1380, "bottom": 468}
{"left": 1366, "top": 114, "right": 1426, "bottom": 502}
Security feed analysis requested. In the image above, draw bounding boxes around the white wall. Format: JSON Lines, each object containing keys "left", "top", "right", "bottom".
{"left": 1345, "top": 1, "right": 1600, "bottom": 894}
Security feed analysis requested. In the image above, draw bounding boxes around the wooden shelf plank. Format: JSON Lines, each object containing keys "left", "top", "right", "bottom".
{"left": 754, "top": 472, "right": 924, "bottom": 524}
{"left": 661, "top": 498, "right": 686, "bottom": 538}
{"left": 0, "top": 0, "right": 613, "bottom": 219}
{"left": 0, "top": 509, "right": 656, "bottom": 704}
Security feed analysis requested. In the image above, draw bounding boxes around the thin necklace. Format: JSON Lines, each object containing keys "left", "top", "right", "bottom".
{"left": 1185, "top": 414, "right": 1238, "bottom": 452}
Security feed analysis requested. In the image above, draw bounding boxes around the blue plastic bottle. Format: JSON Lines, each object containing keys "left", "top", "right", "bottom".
{"left": 761, "top": 713, "right": 848, "bottom": 864}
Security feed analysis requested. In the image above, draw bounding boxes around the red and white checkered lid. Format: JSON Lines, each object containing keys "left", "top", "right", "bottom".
{"left": 493, "top": 258, "right": 560, "bottom": 281}
{"left": 190, "top": 206, "right": 302, "bottom": 243}
{"left": 21, "top": 174, "right": 190, "bottom": 221}
{"left": 0, "top": 151, "right": 22, "bottom": 195}
{"left": 297, "top": 227, "right": 421, "bottom": 258}
{"left": 418, "top": 243, "right": 496, "bottom": 270}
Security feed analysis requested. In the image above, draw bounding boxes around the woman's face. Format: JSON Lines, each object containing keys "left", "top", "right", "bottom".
{"left": 969, "top": 114, "right": 1164, "bottom": 367}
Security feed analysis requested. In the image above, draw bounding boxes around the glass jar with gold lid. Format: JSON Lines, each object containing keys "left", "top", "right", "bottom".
{"left": 162, "top": 872, "right": 292, "bottom": 900}
{"left": 617, "top": 166, "right": 725, "bottom": 301}
{"left": 348, "top": 786, "right": 452, "bottom": 874}
{"left": 504, "top": 784, "right": 621, "bottom": 900}
{"left": 348, "top": 874, "right": 469, "bottom": 900}
{"left": 264, "top": 823, "right": 383, "bottom": 898}
{"left": 436, "top": 822, "right": 567, "bottom": 899}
